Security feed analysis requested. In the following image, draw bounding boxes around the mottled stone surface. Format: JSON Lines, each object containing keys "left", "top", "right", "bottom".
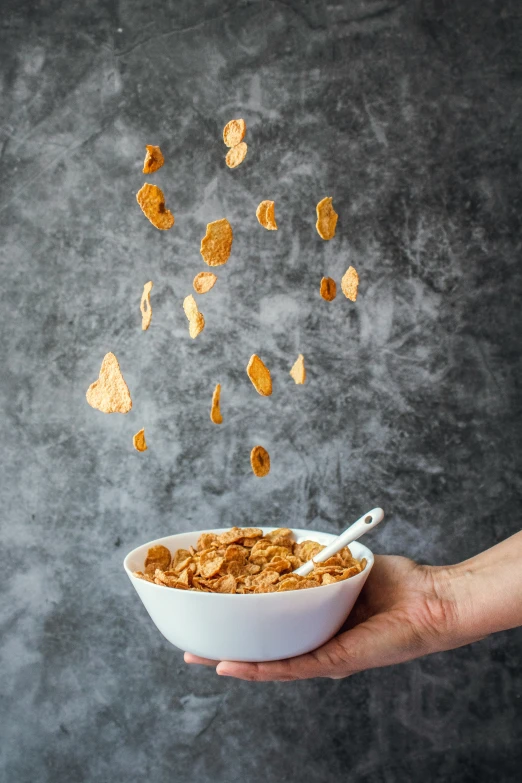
{"left": 1, "top": 1, "right": 521, "bottom": 781}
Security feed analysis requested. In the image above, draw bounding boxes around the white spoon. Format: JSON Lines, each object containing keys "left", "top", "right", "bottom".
{"left": 293, "top": 507, "right": 385, "bottom": 577}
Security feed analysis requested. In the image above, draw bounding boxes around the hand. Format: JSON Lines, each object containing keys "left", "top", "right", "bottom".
{"left": 184, "top": 555, "right": 466, "bottom": 681}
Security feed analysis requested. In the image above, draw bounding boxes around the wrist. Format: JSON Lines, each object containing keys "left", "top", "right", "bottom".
{"left": 424, "top": 564, "right": 484, "bottom": 653}
{"left": 446, "top": 534, "right": 522, "bottom": 639}
{"left": 435, "top": 564, "right": 484, "bottom": 646}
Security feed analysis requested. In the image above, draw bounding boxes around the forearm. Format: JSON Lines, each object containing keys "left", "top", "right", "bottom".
{"left": 443, "top": 530, "right": 522, "bottom": 645}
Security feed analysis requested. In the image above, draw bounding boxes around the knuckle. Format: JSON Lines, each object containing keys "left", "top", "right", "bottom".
{"left": 312, "top": 637, "right": 356, "bottom": 677}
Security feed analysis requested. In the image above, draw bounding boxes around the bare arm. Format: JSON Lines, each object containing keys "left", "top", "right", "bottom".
{"left": 443, "top": 530, "right": 522, "bottom": 640}
{"left": 184, "top": 531, "right": 522, "bottom": 681}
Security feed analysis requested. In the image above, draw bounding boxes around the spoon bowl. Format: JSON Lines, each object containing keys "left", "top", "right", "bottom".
{"left": 293, "top": 507, "right": 384, "bottom": 577}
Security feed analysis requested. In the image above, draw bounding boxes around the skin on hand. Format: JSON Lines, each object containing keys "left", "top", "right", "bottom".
{"left": 184, "top": 555, "right": 468, "bottom": 682}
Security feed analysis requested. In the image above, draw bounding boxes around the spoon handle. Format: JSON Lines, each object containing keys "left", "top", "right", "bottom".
{"left": 294, "top": 507, "right": 384, "bottom": 577}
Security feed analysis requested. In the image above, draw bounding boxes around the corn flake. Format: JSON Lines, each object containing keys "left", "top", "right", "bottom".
{"left": 210, "top": 383, "right": 223, "bottom": 425}
{"left": 193, "top": 272, "right": 217, "bottom": 294}
{"left": 140, "top": 280, "right": 153, "bottom": 330}
{"left": 223, "top": 118, "right": 246, "bottom": 148}
{"left": 133, "top": 428, "right": 147, "bottom": 452}
{"left": 246, "top": 354, "right": 272, "bottom": 396}
{"left": 183, "top": 295, "right": 205, "bottom": 339}
{"left": 136, "top": 183, "right": 174, "bottom": 230}
{"left": 226, "top": 141, "right": 247, "bottom": 169}
{"left": 212, "top": 574, "right": 237, "bottom": 593}
{"left": 145, "top": 545, "right": 171, "bottom": 571}
{"left": 251, "top": 445, "right": 270, "bottom": 478}
{"left": 197, "top": 532, "right": 219, "bottom": 551}
{"left": 86, "top": 352, "right": 132, "bottom": 414}
{"left": 200, "top": 219, "right": 233, "bottom": 266}
{"left": 316, "top": 196, "right": 338, "bottom": 240}
{"left": 341, "top": 266, "right": 359, "bottom": 302}
{"left": 256, "top": 200, "right": 278, "bottom": 230}
{"left": 289, "top": 354, "right": 306, "bottom": 385}
{"left": 320, "top": 276, "right": 337, "bottom": 301}
{"left": 142, "top": 145, "right": 164, "bottom": 174}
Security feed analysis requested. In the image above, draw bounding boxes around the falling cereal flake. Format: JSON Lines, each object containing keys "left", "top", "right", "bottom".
{"left": 223, "top": 119, "right": 246, "bottom": 148}
{"left": 86, "top": 353, "right": 132, "bottom": 414}
{"left": 250, "top": 445, "right": 270, "bottom": 477}
{"left": 142, "top": 145, "right": 164, "bottom": 174}
{"left": 136, "top": 183, "right": 174, "bottom": 230}
{"left": 290, "top": 354, "right": 306, "bottom": 385}
{"left": 140, "top": 281, "right": 153, "bottom": 330}
{"left": 315, "top": 196, "right": 338, "bottom": 240}
{"left": 226, "top": 142, "right": 247, "bottom": 169}
{"left": 133, "top": 428, "right": 147, "bottom": 452}
{"left": 210, "top": 383, "right": 223, "bottom": 424}
{"left": 341, "top": 266, "right": 359, "bottom": 302}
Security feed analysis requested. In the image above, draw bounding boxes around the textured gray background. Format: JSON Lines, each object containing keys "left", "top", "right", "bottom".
{"left": 1, "top": 0, "right": 521, "bottom": 781}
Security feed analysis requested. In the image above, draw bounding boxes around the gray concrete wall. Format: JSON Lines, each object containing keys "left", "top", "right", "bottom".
{"left": 1, "top": 1, "right": 521, "bottom": 781}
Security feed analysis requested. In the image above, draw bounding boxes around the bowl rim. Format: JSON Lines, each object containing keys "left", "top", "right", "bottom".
{"left": 123, "top": 527, "right": 374, "bottom": 598}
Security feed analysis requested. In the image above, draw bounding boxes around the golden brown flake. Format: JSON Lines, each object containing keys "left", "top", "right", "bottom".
{"left": 225, "top": 141, "right": 247, "bottom": 169}
{"left": 251, "top": 570, "right": 279, "bottom": 587}
{"left": 289, "top": 354, "right": 306, "bottom": 385}
{"left": 183, "top": 295, "right": 205, "bottom": 339}
{"left": 142, "top": 145, "right": 164, "bottom": 174}
{"left": 218, "top": 527, "right": 246, "bottom": 546}
{"left": 197, "top": 532, "right": 219, "bottom": 551}
{"left": 86, "top": 353, "right": 132, "bottom": 414}
{"left": 133, "top": 428, "right": 147, "bottom": 452}
{"left": 171, "top": 549, "right": 193, "bottom": 571}
{"left": 223, "top": 118, "right": 246, "bottom": 148}
{"left": 294, "top": 540, "right": 325, "bottom": 562}
{"left": 200, "top": 219, "right": 233, "bottom": 266}
{"left": 140, "top": 280, "right": 153, "bottom": 330}
{"left": 189, "top": 314, "right": 205, "bottom": 339}
{"left": 239, "top": 528, "right": 263, "bottom": 540}
{"left": 246, "top": 354, "right": 272, "bottom": 396}
{"left": 267, "top": 528, "right": 292, "bottom": 539}
{"left": 321, "top": 573, "right": 339, "bottom": 585}
{"left": 320, "top": 276, "right": 337, "bottom": 301}
{"left": 212, "top": 574, "right": 237, "bottom": 593}
{"left": 276, "top": 577, "right": 302, "bottom": 592}
{"left": 199, "top": 550, "right": 225, "bottom": 579}
{"left": 315, "top": 196, "right": 338, "bottom": 240}
{"left": 223, "top": 545, "right": 248, "bottom": 564}
{"left": 133, "top": 570, "right": 154, "bottom": 583}
{"left": 210, "top": 383, "right": 223, "bottom": 425}
{"left": 256, "top": 200, "right": 278, "bottom": 230}
{"left": 341, "top": 266, "right": 359, "bottom": 302}
{"left": 193, "top": 272, "right": 217, "bottom": 294}
{"left": 154, "top": 569, "right": 190, "bottom": 589}
{"left": 144, "top": 545, "right": 171, "bottom": 571}
{"left": 136, "top": 183, "right": 174, "bottom": 230}
{"left": 251, "top": 445, "right": 270, "bottom": 477}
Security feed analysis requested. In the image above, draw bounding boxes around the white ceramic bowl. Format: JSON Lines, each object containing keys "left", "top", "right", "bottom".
{"left": 123, "top": 528, "right": 374, "bottom": 662}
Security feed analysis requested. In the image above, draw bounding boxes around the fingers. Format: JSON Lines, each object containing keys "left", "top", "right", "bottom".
{"left": 216, "top": 659, "right": 306, "bottom": 681}
{"left": 184, "top": 651, "right": 338, "bottom": 680}
{"left": 185, "top": 604, "right": 429, "bottom": 682}
{"left": 214, "top": 635, "right": 360, "bottom": 682}
{"left": 184, "top": 652, "right": 313, "bottom": 680}
{"left": 184, "top": 652, "right": 219, "bottom": 666}
{"left": 184, "top": 627, "right": 367, "bottom": 682}
{"left": 196, "top": 615, "right": 426, "bottom": 681}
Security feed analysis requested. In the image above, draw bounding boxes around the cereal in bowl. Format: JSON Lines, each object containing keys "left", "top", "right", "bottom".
{"left": 134, "top": 527, "right": 366, "bottom": 593}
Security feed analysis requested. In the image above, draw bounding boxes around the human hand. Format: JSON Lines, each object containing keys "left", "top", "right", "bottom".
{"left": 184, "top": 555, "right": 468, "bottom": 681}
